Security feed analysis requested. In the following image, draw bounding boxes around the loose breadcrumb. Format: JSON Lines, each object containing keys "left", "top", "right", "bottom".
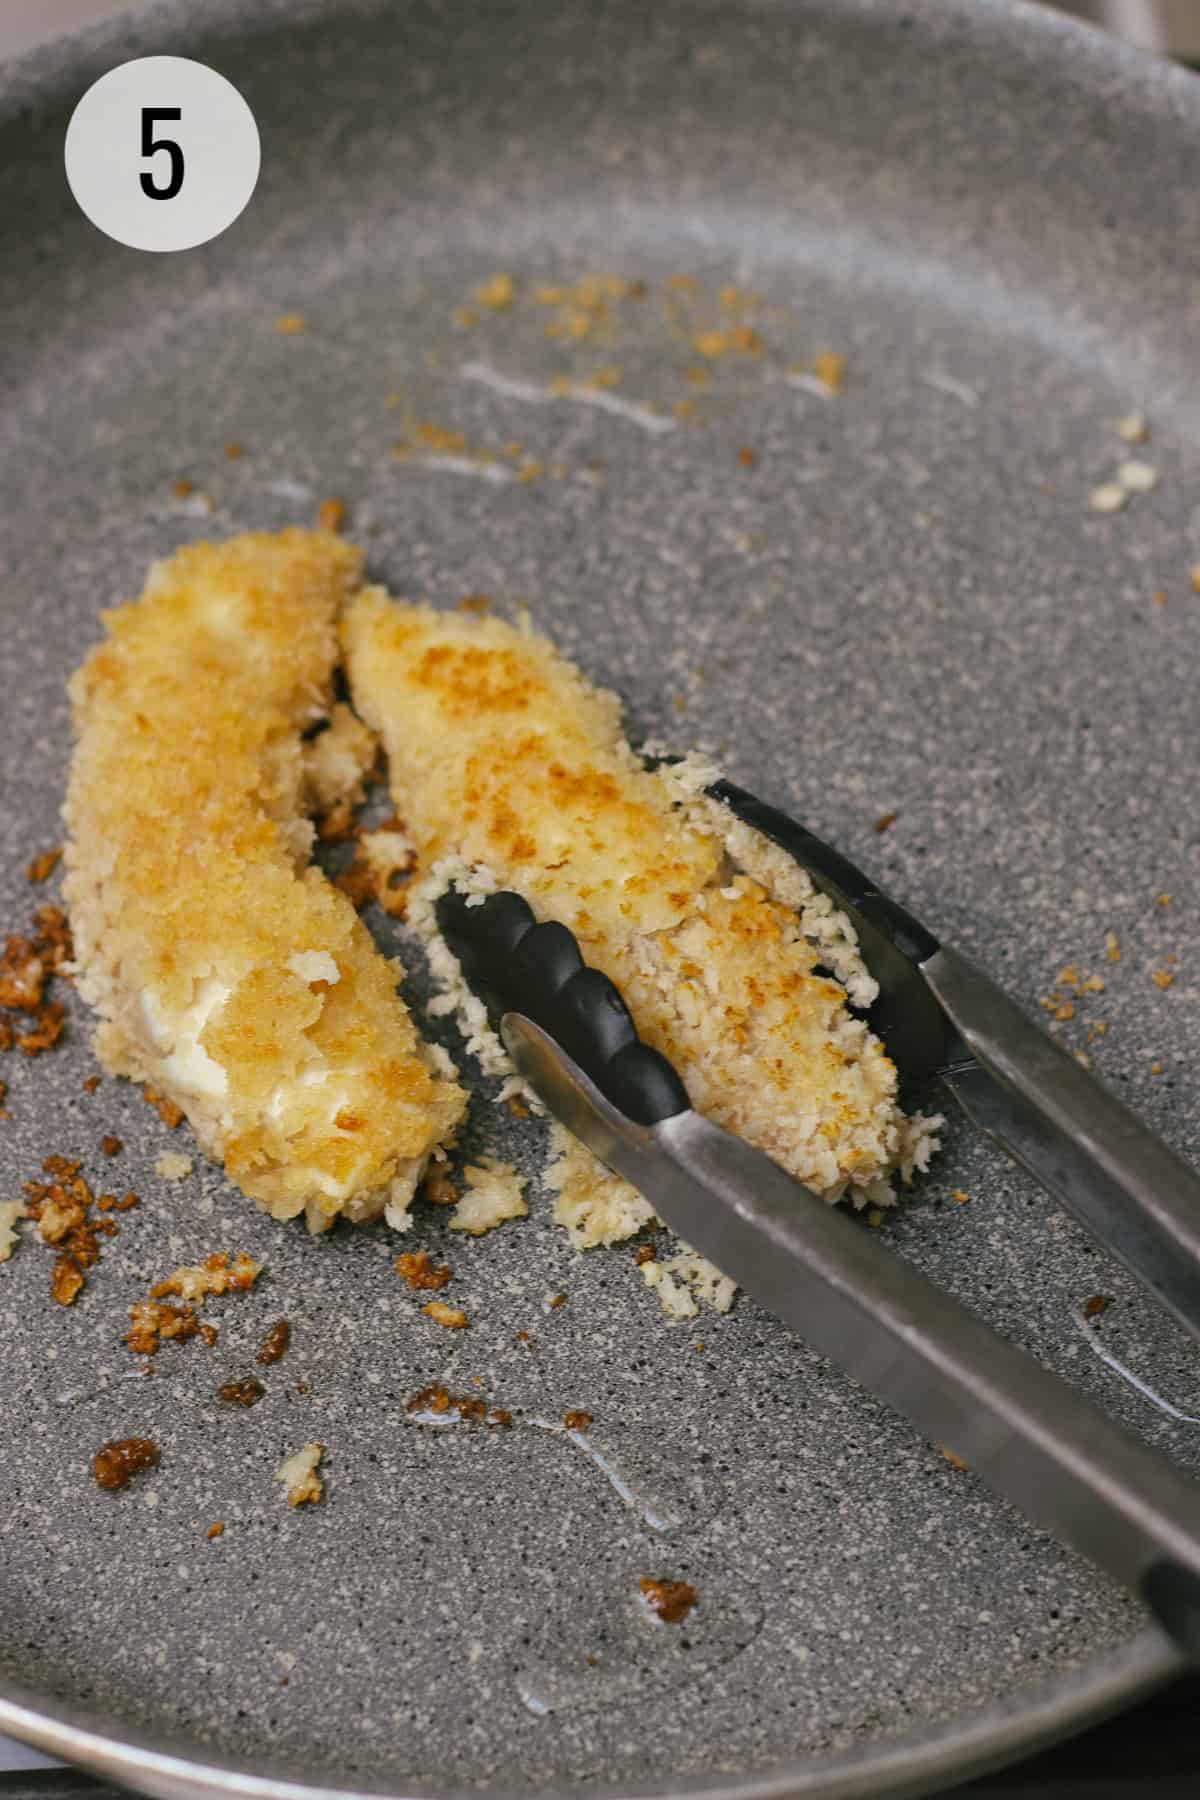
{"left": 1116, "top": 414, "right": 1148, "bottom": 444}
{"left": 1089, "top": 483, "right": 1127, "bottom": 513}
{"left": 812, "top": 352, "right": 845, "bottom": 393}
{"left": 941, "top": 1449, "right": 969, "bottom": 1473}
{"left": 207, "top": 1521, "right": 225, "bottom": 1538}
{"left": 257, "top": 1319, "right": 291, "bottom": 1364}
{"left": 396, "top": 1250, "right": 452, "bottom": 1291}
{"left": 155, "top": 1152, "right": 194, "bottom": 1180}
{"left": 639, "top": 1578, "right": 697, "bottom": 1624}
{"left": 0, "top": 1201, "right": 25, "bottom": 1262}
{"left": 277, "top": 1442, "right": 324, "bottom": 1506}
{"left": 1117, "top": 459, "right": 1157, "bottom": 493}
{"left": 474, "top": 272, "right": 515, "bottom": 310}
{"left": 449, "top": 1156, "right": 528, "bottom": 1235}
{"left": 275, "top": 313, "right": 305, "bottom": 334}
{"left": 423, "top": 1299, "right": 469, "bottom": 1329}
{"left": 144, "top": 1087, "right": 185, "bottom": 1128}
{"left": 1153, "top": 969, "right": 1175, "bottom": 990}
{"left": 639, "top": 1247, "right": 736, "bottom": 1320}
{"left": 64, "top": 531, "right": 464, "bottom": 1235}
{"left": 152, "top": 1252, "right": 262, "bottom": 1303}
{"left": 26, "top": 848, "right": 62, "bottom": 883}
{"left": 94, "top": 1437, "right": 159, "bottom": 1491}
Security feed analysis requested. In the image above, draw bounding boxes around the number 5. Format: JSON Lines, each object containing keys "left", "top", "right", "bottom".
{"left": 140, "top": 107, "right": 184, "bottom": 200}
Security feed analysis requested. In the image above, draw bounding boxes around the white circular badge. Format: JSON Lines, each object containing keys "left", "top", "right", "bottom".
{"left": 64, "top": 56, "right": 260, "bottom": 253}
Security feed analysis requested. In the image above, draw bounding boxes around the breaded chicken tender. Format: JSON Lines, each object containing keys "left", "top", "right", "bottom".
{"left": 64, "top": 531, "right": 464, "bottom": 1233}
{"left": 342, "top": 595, "right": 939, "bottom": 1247}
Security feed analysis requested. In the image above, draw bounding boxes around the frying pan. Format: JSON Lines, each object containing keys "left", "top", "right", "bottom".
{"left": 2, "top": 2, "right": 1200, "bottom": 1796}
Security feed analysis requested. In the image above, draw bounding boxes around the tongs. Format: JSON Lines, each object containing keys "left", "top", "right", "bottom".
{"left": 435, "top": 781, "right": 1200, "bottom": 1658}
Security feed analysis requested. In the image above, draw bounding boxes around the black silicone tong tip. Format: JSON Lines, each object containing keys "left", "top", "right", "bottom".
{"left": 706, "top": 778, "right": 954, "bottom": 1098}
{"left": 434, "top": 886, "right": 690, "bottom": 1127}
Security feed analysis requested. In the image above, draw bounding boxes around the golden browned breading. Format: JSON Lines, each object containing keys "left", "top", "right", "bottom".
{"left": 342, "top": 596, "right": 939, "bottom": 1252}
{"left": 64, "top": 531, "right": 464, "bottom": 1233}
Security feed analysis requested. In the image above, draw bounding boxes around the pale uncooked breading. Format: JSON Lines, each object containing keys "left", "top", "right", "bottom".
{"left": 64, "top": 531, "right": 464, "bottom": 1234}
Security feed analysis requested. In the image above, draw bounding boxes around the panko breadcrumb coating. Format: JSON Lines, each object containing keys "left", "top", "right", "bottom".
{"left": 342, "top": 597, "right": 940, "bottom": 1247}
{"left": 64, "top": 531, "right": 464, "bottom": 1234}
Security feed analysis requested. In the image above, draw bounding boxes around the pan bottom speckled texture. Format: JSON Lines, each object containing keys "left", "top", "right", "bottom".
{"left": 2, "top": 2, "right": 1200, "bottom": 1796}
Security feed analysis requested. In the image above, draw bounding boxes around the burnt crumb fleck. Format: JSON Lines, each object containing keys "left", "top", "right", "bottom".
{"left": 563, "top": 1410, "right": 593, "bottom": 1432}
{"left": 1083, "top": 1294, "right": 1113, "bottom": 1319}
{"left": 93, "top": 1437, "right": 159, "bottom": 1491}
{"left": 256, "top": 1319, "right": 291, "bottom": 1365}
{"left": 101, "top": 1135, "right": 122, "bottom": 1157}
{"left": 634, "top": 1243, "right": 657, "bottom": 1265}
{"left": 217, "top": 1377, "right": 266, "bottom": 1408}
{"left": 639, "top": 1578, "right": 697, "bottom": 1624}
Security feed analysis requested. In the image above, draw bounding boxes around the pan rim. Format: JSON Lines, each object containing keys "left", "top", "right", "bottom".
{"left": 2, "top": 0, "right": 1196, "bottom": 1795}
{"left": 0, "top": 1631, "right": 1184, "bottom": 1800}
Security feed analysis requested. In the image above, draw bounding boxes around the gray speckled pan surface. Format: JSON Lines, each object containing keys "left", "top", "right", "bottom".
{"left": 2, "top": 1, "right": 1200, "bottom": 1795}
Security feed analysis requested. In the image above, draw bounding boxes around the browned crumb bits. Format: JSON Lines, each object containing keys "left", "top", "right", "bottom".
{"left": 563, "top": 1410, "right": 593, "bottom": 1432}
{"left": 504, "top": 1093, "right": 531, "bottom": 1120}
{"left": 94, "top": 1437, "right": 159, "bottom": 1491}
{"left": 873, "top": 810, "right": 899, "bottom": 834}
{"left": 1153, "top": 968, "right": 1175, "bottom": 990}
{"left": 275, "top": 312, "right": 305, "bottom": 334}
{"left": 639, "top": 1578, "right": 697, "bottom": 1624}
{"left": 51, "top": 1259, "right": 84, "bottom": 1306}
{"left": 116, "top": 1191, "right": 140, "bottom": 1212}
{"left": 736, "top": 446, "right": 758, "bottom": 469}
{"left": 419, "top": 1167, "right": 458, "bottom": 1207}
{"left": 457, "top": 594, "right": 492, "bottom": 614}
{"left": 83, "top": 1075, "right": 102, "bottom": 1094}
{"left": 634, "top": 1243, "right": 657, "bottom": 1265}
{"left": 423, "top": 1299, "right": 469, "bottom": 1329}
{"left": 941, "top": 1448, "right": 969, "bottom": 1472}
{"left": 217, "top": 1377, "right": 266, "bottom": 1407}
{"left": 207, "top": 1521, "right": 225, "bottom": 1539}
{"left": 101, "top": 1135, "right": 122, "bottom": 1157}
{"left": 549, "top": 1292, "right": 567, "bottom": 1309}
{"left": 951, "top": 1188, "right": 971, "bottom": 1206}
{"left": 406, "top": 1384, "right": 511, "bottom": 1426}
{"left": 396, "top": 1250, "right": 452, "bottom": 1291}
{"left": 127, "top": 1300, "right": 203, "bottom": 1355}
{"left": 813, "top": 351, "right": 845, "bottom": 392}
{"left": 26, "top": 848, "right": 61, "bottom": 884}
{"left": 224, "top": 441, "right": 245, "bottom": 459}
{"left": 315, "top": 497, "right": 346, "bottom": 534}
{"left": 144, "top": 1086, "right": 185, "bottom": 1128}
{"left": 256, "top": 1319, "right": 291, "bottom": 1366}
{"left": 1083, "top": 1294, "right": 1113, "bottom": 1318}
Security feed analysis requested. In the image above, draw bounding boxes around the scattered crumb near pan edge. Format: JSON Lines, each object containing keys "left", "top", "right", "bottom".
{"left": 314, "top": 497, "right": 345, "bottom": 534}
{"left": 155, "top": 1152, "right": 194, "bottom": 1180}
{"left": 207, "top": 1521, "right": 225, "bottom": 1539}
{"left": 940, "top": 1448, "right": 969, "bottom": 1472}
{"left": 277, "top": 1443, "right": 324, "bottom": 1507}
{"left": 423, "top": 1299, "right": 469, "bottom": 1329}
{"left": 639, "top": 1578, "right": 698, "bottom": 1625}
